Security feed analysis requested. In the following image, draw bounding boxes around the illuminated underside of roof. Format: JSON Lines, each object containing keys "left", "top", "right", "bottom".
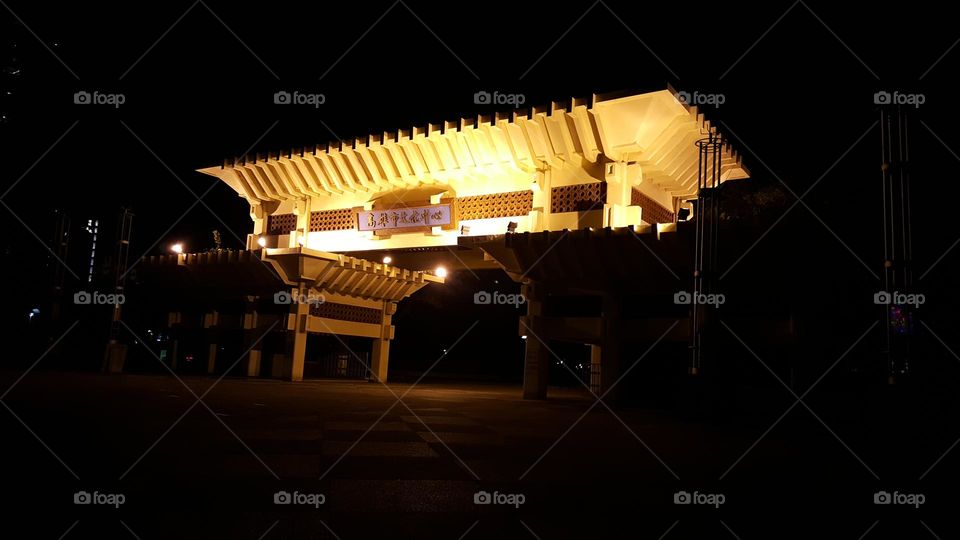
{"left": 198, "top": 88, "right": 749, "bottom": 204}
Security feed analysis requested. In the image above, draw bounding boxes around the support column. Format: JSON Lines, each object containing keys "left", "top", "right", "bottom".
{"left": 521, "top": 282, "right": 548, "bottom": 399}
{"left": 600, "top": 294, "right": 622, "bottom": 401}
{"left": 370, "top": 301, "right": 396, "bottom": 383}
{"left": 287, "top": 198, "right": 311, "bottom": 249}
{"left": 286, "top": 293, "right": 309, "bottom": 382}
{"left": 203, "top": 310, "right": 219, "bottom": 375}
{"left": 167, "top": 311, "right": 182, "bottom": 371}
{"left": 589, "top": 344, "right": 602, "bottom": 394}
{"left": 242, "top": 298, "right": 262, "bottom": 377}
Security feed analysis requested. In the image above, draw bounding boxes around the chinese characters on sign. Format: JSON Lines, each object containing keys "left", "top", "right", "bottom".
{"left": 357, "top": 204, "right": 452, "bottom": 232}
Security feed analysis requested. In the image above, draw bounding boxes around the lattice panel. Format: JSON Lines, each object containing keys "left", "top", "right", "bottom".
{"left": 455, "top": 190, "right": 534, "bottom": 220}
{"left": 631, "top": 189, "right": 675, "bottom": 224}
{"left": 310, "top": 208, "right": 355, "bottom": 231}
{"left": 310, "top": 302, "right": 382, "bottom": 324}
{"left": 267, "top": 213, "right": 297, "bottom": 234}
{"left": 550, "top": 183, "right": 607, "bottom": 213}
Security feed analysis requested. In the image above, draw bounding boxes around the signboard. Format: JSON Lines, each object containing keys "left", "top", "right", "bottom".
{"left": 357, "top": 204, "right": 453, "bottom": 232}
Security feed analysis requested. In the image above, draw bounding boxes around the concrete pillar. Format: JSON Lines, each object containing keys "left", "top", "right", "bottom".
{"left": 286, "top": 297, "right": 309, "bottom": 382}
{"left": 207, "top": 343, "right": 218, "bottom": 374}
{"left": 369, "top": 301, "right": 396, "bottom": 383}
{"left": 249, "top": 204, "right": 267, "bottom": 250}
{"left": 287, "top": 198, "right": 311, "bottom": 249}
{"left": 242, "top": 300, "right": 262, "bottom": 377}
{"left": 167, "top": 311, "right": 182, "bottom": 371}
{"left": 203, "top": 310, "right": 219, "bottom": 375}
{"left": 247, "top": 349, "right": 262, "bottom": 377}
{"left": 589, "top": 344, "right": 602, "bottom": 395}
{"left": 521, "top": 283, "right": 548, "bottom": 399}
{"left": 600, "top": 294, "right": 622, "bottom": 401}
{"left": 371, "top": 339, "right": 390, "bottom": 383}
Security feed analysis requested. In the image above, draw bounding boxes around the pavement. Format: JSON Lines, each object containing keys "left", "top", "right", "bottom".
{"left": 0, "top": 371, "right": 954, "bottom": 539}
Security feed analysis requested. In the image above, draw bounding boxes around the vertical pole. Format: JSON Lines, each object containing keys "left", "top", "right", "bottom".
{"left": 880, "top": 106, "right": 914, "bottom": 383}
{"left": 103, "top": 208, "right": 133, "bottom": 373}
{"left": 690, "top": 136, "right": 722, "bottom": 377}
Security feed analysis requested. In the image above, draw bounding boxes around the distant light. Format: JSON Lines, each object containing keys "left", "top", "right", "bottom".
{"left": 383, "top": 256, "right": 392, "bottom": 264}
{"left": 435, "top": 266, "right": 448, "bottom": 278}
{"left": 257, "top": 236, "right": 267, "bottom": 247}
{"left": 297, "top": 235, "right": 305, "bottom": 246}
{"left": 521, "top": 335, "right": 528, "bottom": 340}
{"left": 171, "top": 243, "right": 183, "bottom": 254}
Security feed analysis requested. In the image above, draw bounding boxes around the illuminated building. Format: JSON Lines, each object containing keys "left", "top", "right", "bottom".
{"left": 144, "top": 88, "right": 749, "bottom": 397}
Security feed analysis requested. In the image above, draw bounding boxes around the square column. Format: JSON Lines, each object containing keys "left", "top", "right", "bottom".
{"left": 166, "top": 311, "right": 182, "bottom": 371}
{"left": 286, "top": 298, "right": 309, "bottom": 382}
{"left": 589, "top": 344, "right": 602, "bottom": 395}
{"left": 521, "top": 283, "right": 548, "bottom": 399}
{"left": 242, "top": 300, "right": 262, "bottom": 377}
{"left": 599, "top": 294, "right": 622, "bottom": 401}
{"left": 203, "top": 310, "right": 219, "bottom": 375}
{"left": 370, "top": 301, "right": 396, "bottom": 383}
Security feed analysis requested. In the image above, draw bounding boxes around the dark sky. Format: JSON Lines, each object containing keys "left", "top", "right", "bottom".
{"left": 1, "top": 0, "right": 957, "bottom": 310}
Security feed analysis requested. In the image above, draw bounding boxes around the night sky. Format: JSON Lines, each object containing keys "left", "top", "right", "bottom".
{"left": 2, "top": 1, "right": 958, "bottom": 373}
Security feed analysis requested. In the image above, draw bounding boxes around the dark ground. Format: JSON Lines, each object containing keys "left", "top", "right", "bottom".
{"left": 1, "top": 369, "right": 957, "bottom": 539}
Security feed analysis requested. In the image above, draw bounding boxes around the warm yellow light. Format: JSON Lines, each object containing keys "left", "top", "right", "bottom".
{"left": 170, "top": 243, "right": 183, "bottom": 254}
{"left": 434, "top": 266, "right": 448, "bottom": 278}
{"left": 257, "top": 236, "right": 267, "bottom": 247}
{"left": 382, "top": 256, "right": 392, "bottom": 264}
